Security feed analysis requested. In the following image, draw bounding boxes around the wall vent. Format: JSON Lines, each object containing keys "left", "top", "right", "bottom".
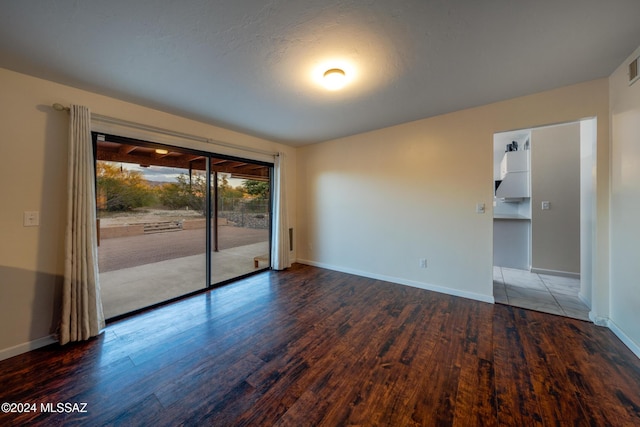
{"left": 289, "top": 227, "right": 293, "bottom": 251}
{"left": 630, "top": 56, "right": 639, "bottom": 86}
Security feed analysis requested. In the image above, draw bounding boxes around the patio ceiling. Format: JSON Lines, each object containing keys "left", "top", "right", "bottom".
{"left": 96, "top": 137, "right": 270, "bottom": 181}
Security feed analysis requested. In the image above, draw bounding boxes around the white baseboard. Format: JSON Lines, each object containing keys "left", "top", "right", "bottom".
{"left": 297, "top": 259, "right": 495, "bottom": 304}
{"left": 0, "top": 335, "right": 57, "bottom": 362}
{"left": 578, "top": 292, "right": 592, "bottom": 309}
{"left": 589, "top": 312, "right": 609, "bottom": 327}
{"left": 530, "top": 268, "right": 580, "bottom": 279}
{"left": 607, "top": 319, "right": 640, "bottom": 360}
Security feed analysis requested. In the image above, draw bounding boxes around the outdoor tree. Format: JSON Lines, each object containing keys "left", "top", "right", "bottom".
{"left": 242, "top": 180, "right": 269, "bottom": 198}
{"left": 216, "top": 175, "right": 244, "bottom": 212}
{"left": 218, "top": 175, "right": 244, "bottom": 199}
{"left": 241, "top": 179, "right": 269, "bottom": 213}
{"left": 158, "top": 173, "right": 207, "bottom": 213}
{"left": 96, "top": 162, "right": 155, "bottom": 211}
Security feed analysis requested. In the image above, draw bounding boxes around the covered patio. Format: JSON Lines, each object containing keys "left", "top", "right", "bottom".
{"left": 95, "top": 134, "right": 272, "bottom": 319}
{"left": 99, "top": 224, "right": 269, "bottom": 319}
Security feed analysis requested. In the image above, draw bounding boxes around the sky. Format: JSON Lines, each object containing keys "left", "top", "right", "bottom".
{"left": 108, "top": 161, "right": 244, "bottom": 187}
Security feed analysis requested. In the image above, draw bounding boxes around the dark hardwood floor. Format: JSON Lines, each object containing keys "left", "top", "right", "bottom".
{"left": 1, "top": 263, "right": 639, "bottom": 426}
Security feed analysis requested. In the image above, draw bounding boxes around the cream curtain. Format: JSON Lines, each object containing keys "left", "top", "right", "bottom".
{"left": 271, "top": 152, "right": 291, "bottom": 270}
{"left": 60, "top": 105, "right": 105, "bottom": 345}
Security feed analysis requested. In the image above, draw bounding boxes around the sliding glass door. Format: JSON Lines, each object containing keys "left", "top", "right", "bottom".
{"left": 94, "top": 133, "right": 272, "bottom": 319}
{"left": 210, "top": 159, "right": 271, "bottom": 285}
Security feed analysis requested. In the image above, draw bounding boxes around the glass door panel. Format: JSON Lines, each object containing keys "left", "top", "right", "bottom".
{"left": 210, "top": 158, "right": 271, "bottom": 285}
{"left": 96, "top": 137, "right": 207, "bottom": 318}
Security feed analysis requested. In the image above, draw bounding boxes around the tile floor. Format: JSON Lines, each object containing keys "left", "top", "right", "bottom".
{"left": 493, "top": 267, "right": 591, "bottom": 321}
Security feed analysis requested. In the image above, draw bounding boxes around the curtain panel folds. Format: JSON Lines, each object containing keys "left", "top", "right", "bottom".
{"left": 271, "top": 152, "right": 291, "bottom": 270}
{"left": 59, "top": 105, "right": 105, "bottom": 345}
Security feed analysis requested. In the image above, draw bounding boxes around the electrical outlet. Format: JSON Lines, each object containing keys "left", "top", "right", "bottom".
{"left": 24, "top": 211, "right": 39, "bottom": 227}
{"left": 541, "top": 201, "right": 551, "bottom": 210}
{"left": 419, "top": 258, "right": 427, "bottom": 268}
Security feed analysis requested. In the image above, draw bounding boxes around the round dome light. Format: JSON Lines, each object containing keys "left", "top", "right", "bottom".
{"left": 322, "top": 68, "right": 347, "bottom": 90}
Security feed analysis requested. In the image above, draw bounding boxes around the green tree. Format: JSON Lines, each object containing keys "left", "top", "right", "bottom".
{"left": 241, "top": 179, "right": 269, "bottom": 213}
{"left": 242, "top": 180, "right": 270, "bottom": 198}
{"left": 218, "top": 175, "right": 244, "bottom": 199}
{"left": 96, "top": 162, "right": 155, "bottom": 212}
{"left": 158, "top": 173, "right": 206, "bottom": 213}
{"left": 217, "top": 175, "right": 244, "bottom": 211}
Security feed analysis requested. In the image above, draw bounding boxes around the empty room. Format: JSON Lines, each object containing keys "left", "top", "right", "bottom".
{"left": 1, "top": 1, "right": 640, "bottom": 425}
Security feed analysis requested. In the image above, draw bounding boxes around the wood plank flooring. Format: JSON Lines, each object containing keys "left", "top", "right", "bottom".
{"left": 1, "top": 263, "right": 639, "bottom": 426}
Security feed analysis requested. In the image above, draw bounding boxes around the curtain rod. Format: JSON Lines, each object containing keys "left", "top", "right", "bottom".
{"left": 52, "top": 103, "right": 278, "bottom": 157}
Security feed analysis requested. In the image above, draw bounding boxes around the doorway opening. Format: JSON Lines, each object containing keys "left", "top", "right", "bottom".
{"left": 492, "top": 120, "right": 593, "bottom": 321}
{"left": 94, "top": 133, "right": 272, "bottom": 319}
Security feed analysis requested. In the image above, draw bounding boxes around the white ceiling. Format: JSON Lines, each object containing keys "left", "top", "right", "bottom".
{"left": 1, "top": 1, "right": 639, "bottom": 146}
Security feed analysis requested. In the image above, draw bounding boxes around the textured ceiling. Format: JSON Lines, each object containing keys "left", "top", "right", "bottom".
{"left": 1, "top": 0, "right": 640, "bottom": 146}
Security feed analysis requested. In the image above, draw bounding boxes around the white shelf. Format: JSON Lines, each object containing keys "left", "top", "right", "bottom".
{"left": 494, "top": 213, "right": 530, "bottom": 220}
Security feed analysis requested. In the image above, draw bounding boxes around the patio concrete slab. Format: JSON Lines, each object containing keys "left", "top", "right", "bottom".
{"left": 100, "top": 241, "right": 269, "bottom": 319}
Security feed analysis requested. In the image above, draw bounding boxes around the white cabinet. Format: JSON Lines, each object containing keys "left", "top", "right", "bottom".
{"left": 500, "top": 150, "right": 529, "bottom": 178}
{"left": 496, "top": 150, "right": 530, "bottom": 199}
{"left": 493, "top": 218, "right": 530, "bottom": 269}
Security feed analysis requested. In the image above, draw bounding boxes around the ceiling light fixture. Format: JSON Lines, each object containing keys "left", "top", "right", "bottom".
{"left": 155, "top": 148, "right": 169, "bottom": 155}
{"left": 323, "top": 68, "right": 347, "bottom": 91}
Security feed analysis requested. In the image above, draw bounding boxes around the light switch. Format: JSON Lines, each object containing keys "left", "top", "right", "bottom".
{"left": 24, "top": 211, "right": 39, "bottom": 227}
{"left": 476, "top": 203, "right": 486, "bottom": 214}
{"left": 541, "top": 201, "right": 551, "bottom": 210}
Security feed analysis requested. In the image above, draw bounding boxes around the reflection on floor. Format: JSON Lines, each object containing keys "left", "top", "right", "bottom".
{"left": 493, "top": 267, "right": 590, "bottom": 321}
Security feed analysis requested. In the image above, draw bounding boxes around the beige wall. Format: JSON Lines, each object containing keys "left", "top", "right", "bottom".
{"left": 609, "top": 45, "right": 640, "bottom": 356}
{"left": 0, "top": 68, "right": 296, "bottom": 358}
{"left": 1, "top": 65, "right": 622, "bottom": 357}
{"left": 531, "top": 123, "right": 581, "bottom": 275}
{"left": 297, "top": 79, "right": 609, "bottom": 306}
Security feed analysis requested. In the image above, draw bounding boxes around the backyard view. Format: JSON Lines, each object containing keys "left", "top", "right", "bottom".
{"left": 95, "top": 139, "right": 271, "bottom": 319}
